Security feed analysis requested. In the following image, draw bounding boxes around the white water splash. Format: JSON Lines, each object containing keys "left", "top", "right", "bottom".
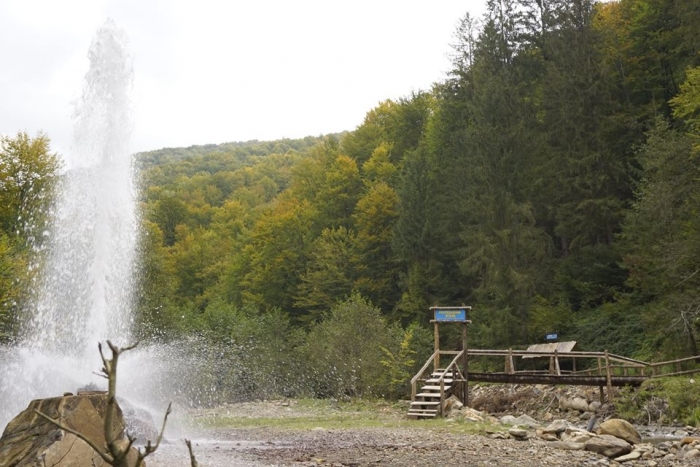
{"left": 0, "top": 19, "right": 138, "bottom": 429}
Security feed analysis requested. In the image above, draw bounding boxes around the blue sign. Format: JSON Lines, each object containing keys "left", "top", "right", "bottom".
{"left": 433, "top": 308, "right": 468, "bottom": 321}
{"left": 545, "top": 332, "right": 559, "bottom": 341}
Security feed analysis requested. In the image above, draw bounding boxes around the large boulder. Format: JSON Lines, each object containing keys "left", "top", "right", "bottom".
{"left": 584, "top": 434, "right": 632, "bottom": 458}
{"left": 0, "top": 394, "right": 141, "bottom": 467}
{"left": 598, "top": 418, "right": 642, "bottom": 445}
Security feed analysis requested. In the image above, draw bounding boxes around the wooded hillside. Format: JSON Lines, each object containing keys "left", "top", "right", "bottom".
{"left": 2, "top": 0, "right": 700, "bottom": 396}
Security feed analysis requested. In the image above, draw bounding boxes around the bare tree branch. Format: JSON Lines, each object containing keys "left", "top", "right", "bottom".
{"left": 185, "top": 439, "right": 199, "bottom": 467}
{"left": 33, "top": 340, "right": 174, "bottom": 467}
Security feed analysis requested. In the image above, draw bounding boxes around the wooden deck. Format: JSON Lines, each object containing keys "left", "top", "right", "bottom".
{"left": 408, "top": 347, "right": 700, "bottom": 419}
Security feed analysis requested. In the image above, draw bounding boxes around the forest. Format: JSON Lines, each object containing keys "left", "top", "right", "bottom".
{"left": 2, "top": 0, "right": 700, "bottom": 400}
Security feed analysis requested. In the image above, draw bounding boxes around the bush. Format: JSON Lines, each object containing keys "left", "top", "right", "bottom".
{"left": 173, "top": 300, "right": 307, "bottom": 403}
{"left": 300, "top": 293, "right": 403, "bottom": 398}
{"left": 616, "top": 377, "right": 700, "bottom": 426}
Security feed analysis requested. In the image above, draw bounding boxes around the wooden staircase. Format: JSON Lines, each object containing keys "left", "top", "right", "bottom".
{"left": 407, "top": 368, "right": 456, "bottom": 419}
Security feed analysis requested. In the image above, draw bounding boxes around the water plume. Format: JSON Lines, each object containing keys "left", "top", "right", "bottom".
{"left": 0, "top": 19, "right": 138, "bottom": 429}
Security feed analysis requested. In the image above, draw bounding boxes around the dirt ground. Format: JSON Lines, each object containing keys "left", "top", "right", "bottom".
{"left": 146, "top": 386, "right": 700, "bottom": 467}
{"left": 148, "top": 424, "right": 609, "bottom": 467}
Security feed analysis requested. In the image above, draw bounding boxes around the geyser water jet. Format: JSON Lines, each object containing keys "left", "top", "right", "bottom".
{"left": 0, "top": 19, "right": 138, "bottom": 429}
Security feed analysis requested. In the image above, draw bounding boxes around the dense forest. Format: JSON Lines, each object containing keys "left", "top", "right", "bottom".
{"left": 2, "top": 0, "right": 700, "bottom": 399}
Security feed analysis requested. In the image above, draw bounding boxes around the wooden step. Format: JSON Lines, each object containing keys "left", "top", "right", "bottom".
{"left": 426, "top": 378, "right": 453, "bottom": 384}
{"left": 421, "top": 385, "right": 452, "bottom": 391}
{"left": 407, "top": 410, "right": 438, "bottom": 419}
{"left": 415, "top": 392, "right": 443, "bottom": 398}
{"left": 407, "top": 408, "right": 439, "bottom": 414}
{"left": 410, "top": 401, "right": 441, "bottom": 407}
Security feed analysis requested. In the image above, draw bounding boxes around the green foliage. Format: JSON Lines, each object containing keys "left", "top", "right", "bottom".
{"left": 621, "top": 119, "right": 700, "bottom": 356}
{"left": 380, "top": 327, "right": 417, "bottom": 399}
{"left": 617, "top": 377, "right": 700, "bottom": 426}
{"left": 294, "top": 226, "right": 357, "bottom": 322}
{"left": 128, "top": 0, "right": 700, "bottom": 391}
{"left": 0, "top": 132, "right": 60, "bottom": 241}
{"left": 0, "top": 132, "right": 60, "bottom": 341}
{"left": 0, "top": 233, "right": 25, "bottom": 340}
{"left": 185, "top": 300, "right": 306, "bottom": 402}
{"left": 301, "top": 293, "right": 402, "bottom": 398}
{"left": 567, "top": 301, "right": 647, "bottom": 358}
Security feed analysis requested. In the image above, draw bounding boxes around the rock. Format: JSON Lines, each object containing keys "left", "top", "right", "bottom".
{"left": 508, "top": 427, "right": 528, "bottom": 440}
{"left": 499, "top": 415, "right": 518, "bottom": 425}
{"left": 442, "top": 395, "right": 463, "bottom": 416}
{"left": 538, "top": 432, "right": 559, "bottom": 442}
{"left": 462, "top": 407, "right": 485, "bottom": 422}
{"left": 598, "top": 419, "right": 642, "bottom": 445}
{"left": 681, "top": 436, "right": 700, "bottom": 446}
{"left": 511, "top": 414, "right": 539, "bottom": 428}
{"left": 543, "top": 419, "right": 570, "bottom": 434}
{"left": 118, "top": 398, "right": 158, "bottom": 445}
{"left": 559, "top": 396, "right": 590, "bottom": 412}
{"left": 685, "top": 448, "right": 700, "bottom": 459}
{"left": 657, "top": 441, "right": 674, "bottom": 451}
{"left": 614, "top": 450, "right": 641, "bottom": 462}
{"left": 0, "top": 394, "right": 141, "bottom": 467}
{"left": 561, "top": 432, "right": 594, "bottom": 444}
{"left": 580, "top": 411, "right": 593, "bottom": 420}
{"left": 584, "top": 434, "right": 632, "bottom": 458}
{"left": 551, "top": 441, "right": 585, "bottom": 451}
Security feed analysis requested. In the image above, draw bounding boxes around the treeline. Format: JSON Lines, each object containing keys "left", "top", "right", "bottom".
{"left": 136, "top": 0, "right": 700, "bottom": 362}
{"left": 2, "top": 0, "right": 700, "bottom": 398}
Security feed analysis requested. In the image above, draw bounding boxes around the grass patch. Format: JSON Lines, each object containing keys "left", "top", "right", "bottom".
{"left": 196, "top": 398, "right": 497, "bottom": 435}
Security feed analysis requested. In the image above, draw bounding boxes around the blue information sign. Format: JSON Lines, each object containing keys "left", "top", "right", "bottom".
{"left": 433, "top": 308, "right": 468, "bottom": 321}
{"left": 545, "top": 332, "right": 558, "bottom": 341}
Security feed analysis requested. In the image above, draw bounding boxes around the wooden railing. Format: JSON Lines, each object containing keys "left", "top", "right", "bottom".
{"left": 411, "top": 350, "right": 466, "bottom": 410}
{"left": 410, "top": 347, "right": 700, "bottom": 410}
{"left": 465, "top": 349, "right": 700, "bottom": 379}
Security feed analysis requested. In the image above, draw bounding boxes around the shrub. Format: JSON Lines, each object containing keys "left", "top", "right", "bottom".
{"left": 616, "top": 377, "right": 700, "bottom": 426}
{"left": 300, "top": 293, "right": 402, "bottom": 398}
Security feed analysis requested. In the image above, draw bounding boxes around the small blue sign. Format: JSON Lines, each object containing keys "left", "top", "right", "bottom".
{"left": 545, "top": 332, "right": 559, "bottom": 341}
{"left": 434, "top": 308, "right": 468, "bottom": 321}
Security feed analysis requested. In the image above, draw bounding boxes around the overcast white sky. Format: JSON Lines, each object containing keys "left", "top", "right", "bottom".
{"left": 0, "top": 0, "right": 485, "bottom": 155}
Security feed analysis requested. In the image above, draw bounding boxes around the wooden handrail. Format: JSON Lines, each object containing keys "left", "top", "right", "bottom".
{"left": 649, "top": 355, "right": 700, "bottom": 368}
{"left": 466, "top": 349, "right": 649, "bottom": 367}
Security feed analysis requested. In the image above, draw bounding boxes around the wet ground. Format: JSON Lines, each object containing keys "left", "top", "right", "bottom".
{"left": 147, "top": 425, "right": 700, "bottom": 467}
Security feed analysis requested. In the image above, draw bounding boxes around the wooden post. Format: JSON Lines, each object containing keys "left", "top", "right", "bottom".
{"left": 605, "top": 350, "right": 613, "bottom": 403}
{"left": 434, "top": 321, "right": 440, "bottom": 370}
{"left": 462, "top": 322, "right": 469, "bottom": 406}
{"left": 506, "top": 348, "right": 514, "bottom": 375}
{"left": 597, "top": 357, "right": 602, "bottom": 376}
{"left": 440, "top": 377, "right": 445, "bottom": 416}
{"left": 554, "top": 349, "right": 561, "bottom": 376}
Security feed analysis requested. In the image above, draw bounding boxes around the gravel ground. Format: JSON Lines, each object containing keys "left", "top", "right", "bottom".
{"left": 148, "top": 425, "right": 606, "bottom": 467}
{"left": 144, "top": 391, "right": 700, "bottom": 467}
{"left": 148, "top": 424, "right": 700, "bottom": 467}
